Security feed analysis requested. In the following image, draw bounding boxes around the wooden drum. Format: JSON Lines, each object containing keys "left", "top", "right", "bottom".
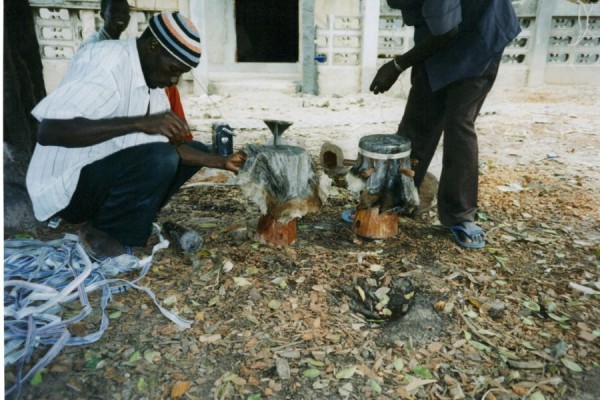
{"left": 347, "top": 134, "right": 419, "bottom": 239}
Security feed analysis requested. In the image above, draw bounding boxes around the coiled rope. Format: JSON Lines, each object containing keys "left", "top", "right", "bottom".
{"left": 3, "top": 225, "right": 191, "bottom": 397}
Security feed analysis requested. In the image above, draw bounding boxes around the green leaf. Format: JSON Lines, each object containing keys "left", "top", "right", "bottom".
{"left": 375, "top": 287, "right": 390, "bottom": 300}
{"left": 370, "top": 379, "right": 382, "bottom": 394}
{"left": 336, "top": 366, "right": 357, "bottom": 379}
{"left": 233, "top": 277, "right": 252, "bottom": 287}
{"left": 393, "top": 358, "right": 404, "bottom": 371}
{"left": 109, "top": 310, "right": 122, "bottom": 319}
{"left": 548, "top": 313, "right": 570, "bottom": 322}
{"left": 30, "top": 371, "right": 43, "bottom": 386}
{"left": 128, "top": 350, "right": 141, "bottom": 364}
{"left": 223, "top": 372, "right": 240, "bottom": 383}
{"left": 144, "top": 350, "right": 161, "bottom": 364}
{"left": 412, "top": 365, "right": 433, "bottom": 379}
{"left": 522, "top": 317, "right": 535, "bottom": 326}
{"left": 592, "top": 329, "right": 600, "bottom": 337}
{"left": 302, "top": 358, "right": 325, "bottom": 367}
{"left": 523, "top": 301, "right": 540, "bottom": 312}
{"left": 530, "top": 391, "right": 546, "bottom": 400}
{"left": 561, "top": 358, "right": 583, "bottom": 372}
{"left": 469, "top": 340, "right": 492, "bottom": 352}
{"left": 14, "top": 233, "right": 34, "bottom": 239}
{"left": 137, "top": 377, "right": 148, "bottom": 392}
{"left": 247, "top": 394, "right": 262, "bottom": 400}
{"left": 85, "top": 358, "right": 100, "bottom": 369}
{"left": 302, "top": 369, "right": 321, "bottom": 378}
{"left": 268, "top": 300, "right": 281, "bottom": 310}
{"left": 163, "top": 295, "right": 177, "bottom": 306}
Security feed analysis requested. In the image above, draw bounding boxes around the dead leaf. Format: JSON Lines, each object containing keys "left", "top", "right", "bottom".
{"left": 404, "top": 378, "right": 437, "bottom": 392}
{"left": 199, "top": 334, "right": 222, "bottom": 343}
{"left": 171, "top": 381, "right": 192, "bottom": 399}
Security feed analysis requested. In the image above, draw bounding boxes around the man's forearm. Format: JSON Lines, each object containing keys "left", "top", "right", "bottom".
{"left": 394, "top": 27, "right": 458, "bottom": 71}
{"left": 37, "top": 117, "right": 144, "bottom": 148}
{"left": 176, "top": 143, "right": 226, "bottom": 169}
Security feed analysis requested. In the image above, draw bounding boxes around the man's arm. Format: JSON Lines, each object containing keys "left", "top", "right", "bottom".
{"left": 370, "top": 27, "right": 458, "bottom": 94}
{"left": 37, "top": 111, "right": 191, "bottom": 148}
{"left": 175, "top": 145, "right": 247, "bottom": 173}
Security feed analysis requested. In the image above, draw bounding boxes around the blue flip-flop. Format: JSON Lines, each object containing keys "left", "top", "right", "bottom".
{"left": 341, "top": 209, "right": 355, "bottom": 223}
{"left": 448, "top": 222, "right": 485, "bottom": 249}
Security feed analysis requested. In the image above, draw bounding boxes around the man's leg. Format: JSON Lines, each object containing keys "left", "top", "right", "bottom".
{"left": 161, "top": 140, "right": 210, "bottom": 205}
{"left": 437, "top": 57, "right": 500, "bottom": 228}
{"left": 397, "top": 64, "right": 446, "bottom": 188}
{"left": 60, "top": 141, "right": 206, "bottom": 247}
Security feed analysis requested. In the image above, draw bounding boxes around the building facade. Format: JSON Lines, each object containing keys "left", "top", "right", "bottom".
{"left": 29, "top": 0, "right": 600, "bottom": 96}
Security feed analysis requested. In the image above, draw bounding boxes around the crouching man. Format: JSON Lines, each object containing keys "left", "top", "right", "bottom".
{"left": 26, "top": 12, "right": 246, "bottom": 258}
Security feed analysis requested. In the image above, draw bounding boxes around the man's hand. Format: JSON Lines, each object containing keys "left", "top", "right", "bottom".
{"left": 142, "top": 111, "right": 191, "bottom": 145}
{"left": 224, "top": 150, "right": 248, "bottom": 174}
{"left": 369, "top": 60, "right": 402, "bottom": 95}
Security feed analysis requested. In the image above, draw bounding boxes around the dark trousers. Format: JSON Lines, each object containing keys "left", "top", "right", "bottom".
{"left": 59, "top": 141, "right": 208, "bottom": 246}
{"left": 398, "top": 57, "right": 500, "bottom": 226}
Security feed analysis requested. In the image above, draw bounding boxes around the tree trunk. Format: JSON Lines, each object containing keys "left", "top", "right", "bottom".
{"left": 3, "top": 0, "right": 46, "bottom": 235}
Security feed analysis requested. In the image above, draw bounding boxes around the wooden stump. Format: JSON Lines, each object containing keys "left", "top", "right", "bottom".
{"left": 352, "top": 208, "right": 398, "bottom": 239}
{"left": 257, "top": 214, "right": 297, "bottom": 246}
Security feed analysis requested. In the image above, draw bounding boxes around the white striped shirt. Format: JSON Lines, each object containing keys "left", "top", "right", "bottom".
{"left": 80, "top": 26, "right": 112, "bottom": 48}
{"left": 26, "top": 38, "right": 170, "bottom": 221}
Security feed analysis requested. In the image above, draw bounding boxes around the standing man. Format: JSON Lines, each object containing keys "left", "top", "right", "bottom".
{"left": 370, "top": 0, "right": 520, "bottom": 249}
{"left": 26, "top": 12, "right": 246, "bottom": 259}
{"left": 81, "top": 0, "right": 131, "bottom": 47}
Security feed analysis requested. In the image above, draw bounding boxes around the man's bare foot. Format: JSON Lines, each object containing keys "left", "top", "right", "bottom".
{"left": 78, "top": 224, "right": 127, "bottom": 259}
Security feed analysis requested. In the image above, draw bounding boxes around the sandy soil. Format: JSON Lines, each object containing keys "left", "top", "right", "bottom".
{"left": 6, "top": 84, "right": 599, "bottom": 400}
{"left": 183, "top": 84, "right": 600, "bottom": 193}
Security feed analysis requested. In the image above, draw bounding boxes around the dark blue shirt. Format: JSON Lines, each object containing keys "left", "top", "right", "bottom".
{"left": 387, "top": 0, "right": 521, "bottom": 91}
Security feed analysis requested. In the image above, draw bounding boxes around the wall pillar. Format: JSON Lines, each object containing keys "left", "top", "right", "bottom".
{"left": 301, "top": 0, "right": 317, "bottom": 94}
{"left": 528, "top": 0, "right": 556, "bottom": 86}
{"left": 361, "top": 0, "right": 380, "bottom": 93}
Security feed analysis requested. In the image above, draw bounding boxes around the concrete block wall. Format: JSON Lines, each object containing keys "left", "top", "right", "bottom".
{"left": 29, "top": 0, "right": 600, "bottom": 96}
{"left": 28, "top": 0, "right": 188, "bottom": 93}
{"left": 314, "top": 0, "right": 599, "bottom": 95}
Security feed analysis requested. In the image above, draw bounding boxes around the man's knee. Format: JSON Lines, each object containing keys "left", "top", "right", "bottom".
{"left": 140, "top": 142, "right": 180, "bottom": 180}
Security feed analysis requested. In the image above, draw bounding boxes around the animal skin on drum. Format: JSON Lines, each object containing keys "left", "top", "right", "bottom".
{"left": 237, "top": 144, "right": 329, "bottom": 246}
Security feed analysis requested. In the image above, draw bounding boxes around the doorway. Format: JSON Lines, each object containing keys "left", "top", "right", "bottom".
{"left": 235, "top": 0, "right": 299, "bottom": 63}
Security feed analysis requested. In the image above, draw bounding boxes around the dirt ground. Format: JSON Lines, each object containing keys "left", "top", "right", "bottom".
{"left": 5, "top": 84, "right": 600, "bottom": 400}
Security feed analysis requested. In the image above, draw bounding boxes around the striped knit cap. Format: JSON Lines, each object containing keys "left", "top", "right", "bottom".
{"left": 148, "top": 12, "right": 201, "bottom": 68}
